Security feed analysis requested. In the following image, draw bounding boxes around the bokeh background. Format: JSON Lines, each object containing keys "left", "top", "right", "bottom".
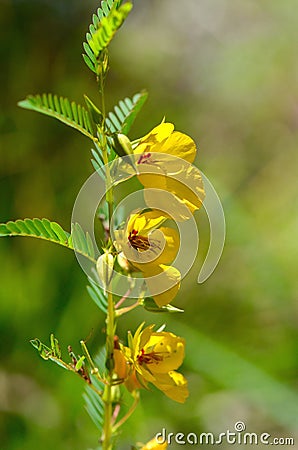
{"left": 1, "top": 0, "right": 297, "bottom": 448}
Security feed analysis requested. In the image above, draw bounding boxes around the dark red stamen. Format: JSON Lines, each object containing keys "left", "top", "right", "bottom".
{"left": 128, "top": 229, "right": 150, "bottom": 251}
{"left": 137, "top": 348, "right": 164, "bottom": 365}
{"left": 137, "top": 152, "right": 152, "bottom": 164}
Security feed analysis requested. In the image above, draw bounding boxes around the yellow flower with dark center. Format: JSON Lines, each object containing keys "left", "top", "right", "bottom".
{"left": 114, "top": 324, "right": 188, "bottom": 403}
{"left": 114, "top": 209, "right": 180, "bottom": 307}
{"left": 133, "top": 122, "right": 205, "bottom": 220}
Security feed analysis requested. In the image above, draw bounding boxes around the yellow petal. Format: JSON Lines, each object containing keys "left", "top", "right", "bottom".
{"left": 138, "top": 324, "right": 155, "bottom": 351}
{"left": 136, "top": 364, "right": 157, "bottom": 383}
{"left": 125, "top": 369, "right": 143, "bottom": 392}
{"left": 144, "top": 187, "right": 193, "bottom": 221}
{"left": 135, "top": 123, "right": 175, "bottom": 153}
{"left": 144, "top": 264, "right": 181, "bottom": 307}
{"left": 127, "top": 210, "right": 166, "bottom": 235}
{"left": 137, "top": 164, "right": 167, "bottom": 191}
{"left": 134, "top": 123, "right": 196, "bottom": 164}
{"left": 144, "top": 332, "right": 185, "bottom": 373}
{"left": 131, "top": 322, "right": 147, "bottom": 357}
{"left": 159, "top": 131, "right": 196, "bottom": 163}
{"left": 113, "top": 348, "right": 128, "bottom": 380}
{"left": 152, "top": 227, "right": 179, "bottom": 265}
{"left": 164, "top": 173, "right": 205, "bottom": 211}
{"left": 140, "top": 437, "right": 168, "bottom": 450}
{"left": 140, "top": 167, "right": 205, "bottom": 220}
{"left": 152, "top": 371, "right": 189, "bottom": 403}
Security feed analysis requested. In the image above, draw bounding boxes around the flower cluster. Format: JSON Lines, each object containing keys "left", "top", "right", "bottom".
{"left": 114, "top": 122, "right": 205, "bottom": 306}
{"left": 111, "top": 123, "right": 204, "bottom": 406}
{"left": 114, "top": 323, "right": 188, "bottom": 403}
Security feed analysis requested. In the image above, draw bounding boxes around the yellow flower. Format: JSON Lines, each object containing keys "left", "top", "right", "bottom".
{"left": 140, "top": 437, "right": 168, "bottom": 449}
{"left": 114, "top": 209, "right": 180, "bottom": 307}
{"left": 114, "top": 324, "right": 188, "bottom": 403}
{"left": 134, "top": 122, "right": 196, "bottom": 163}
{"left": 133, "top": 122, "right": 205, "bottom": 220}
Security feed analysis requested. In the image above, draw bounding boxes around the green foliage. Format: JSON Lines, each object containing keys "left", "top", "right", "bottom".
{"left": 87, "top": 278, "right": 108, "bottom": 314}
{"left": 69, "top": 223, "right": 97, "bottom": 261}
{"left": 84, "top": 95, "right": 103, "bottom": 125}
{"left": 31, "top": 335, "right": 92, "bottom": 386}
{"left": 0, "top": 219, "right": 97, "bottom": 263}
{"left": 91, "top": 142, "right": 106, "bottom": 177}
{"left": 18, "top": 94, "right": 96, "bottom": 140}
{"left": 84, "top": 349, "right": 106, "bottom": 432}
{"left": 106, "top": 91, "right": 148, "bottom": 135}
{"left": 30, "top": 334, "right": 70, "bottom": 370}
{"left": 83, "top": 0, "right": 133, "bottom": 75}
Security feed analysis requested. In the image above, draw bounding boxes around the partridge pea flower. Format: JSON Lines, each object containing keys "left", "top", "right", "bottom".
{"left": 114, "top": 209, "right": 180, "bottom": 307}
{"left": 133, "top": 122, "right": 205, "bottom": 220}
{"left": 114, "top": 324, "right": 188, "bottom": 403}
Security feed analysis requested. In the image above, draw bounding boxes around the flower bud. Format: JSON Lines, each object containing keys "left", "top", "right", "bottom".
{"left": 96, "top": 252, "right": 114, "bottom": 290}
{"left": 113, "top": 133, "right": 133, "bottom": 156}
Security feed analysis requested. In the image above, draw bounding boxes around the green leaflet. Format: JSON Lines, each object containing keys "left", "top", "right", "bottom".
{"left": 83, "top": 1, "right": 133, "bottom": 75}
{"left": 87, "top": 278, "right": 108, "bottom": 314}
{"left": 84, "top": 95, "right": 103, "bottom": 125}
{"left": 75, "top": 356, "right": 86, "bottom": 372}
{"left": 30, "top": 335, "right": 90, "bottom": 376}
{"left": 0, "top": 218, "right": 97, "bottom": 263}
{"left": 18, "top": 94, "right": 96, "bottom": 141}
{"left": 83, "top": 348, "right": 106, "bottom": 432}
{"left": 106, "top": 91, "right": 148, "bottom": 134}
{"left": 30, "top": 335, "right": 69, "bottom": 370}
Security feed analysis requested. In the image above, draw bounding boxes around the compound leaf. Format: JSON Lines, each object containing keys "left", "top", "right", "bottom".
{"left": 18, "top": 94, "right": 95, "bottom": 141}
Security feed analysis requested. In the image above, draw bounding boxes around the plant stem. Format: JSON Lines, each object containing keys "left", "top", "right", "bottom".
{"left": 99, "top": 64, "right": 115, "bottom": 450}
{"left": 102, "top": 289, "right": 115, "bottom": 449}
{"left": 99, "top": 66, "right": 113, "bottom": 227}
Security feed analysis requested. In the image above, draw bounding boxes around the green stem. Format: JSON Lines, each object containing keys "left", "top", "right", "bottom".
{"left": 102, "top": 147, "right": 113, "bottom": 225}
{"left": 98, "top": 66, "right": 115, "bottom": 450}
{"left": 102, "top": 290, "right": 115, "bottom": 450}
{"left": 99, "top": 68, "right": 113, "bottom": 227}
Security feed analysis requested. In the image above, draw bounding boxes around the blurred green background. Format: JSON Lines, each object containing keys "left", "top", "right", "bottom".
{"left": 1, "top": 0, "right": 297, "bottom": 449}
